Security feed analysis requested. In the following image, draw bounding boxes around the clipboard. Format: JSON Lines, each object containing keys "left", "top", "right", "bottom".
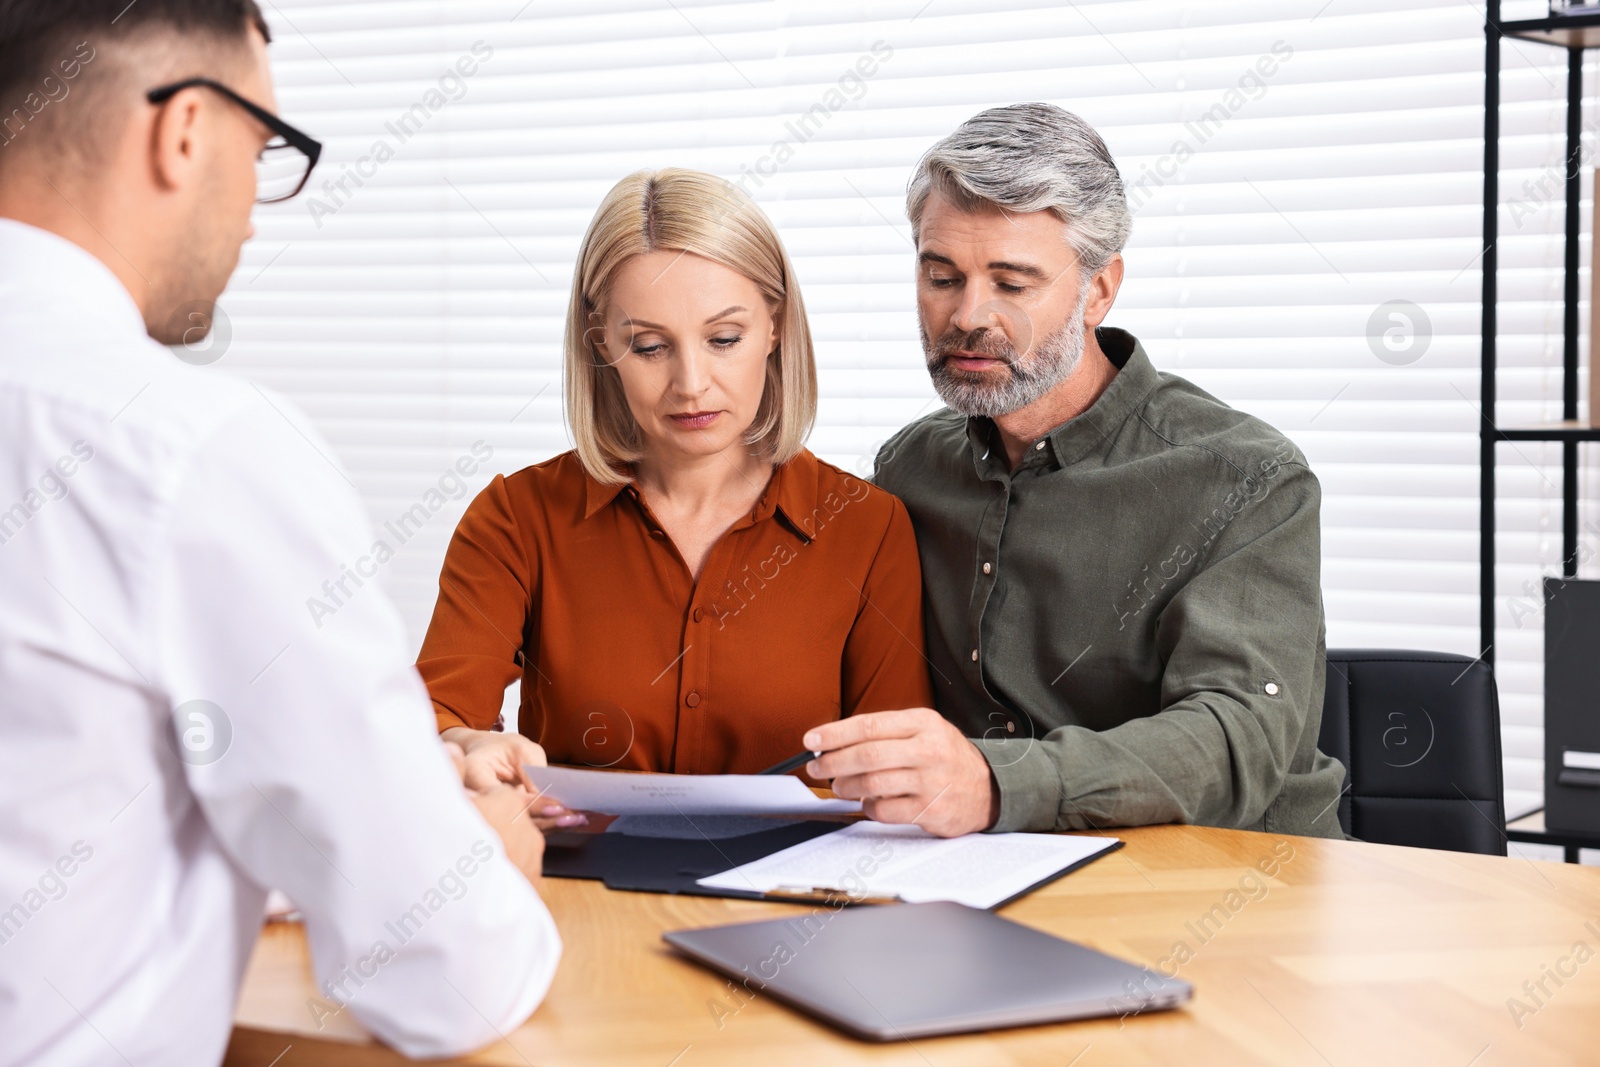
{"left": 694, "top": 821, "right": 1126, "bottom": 910}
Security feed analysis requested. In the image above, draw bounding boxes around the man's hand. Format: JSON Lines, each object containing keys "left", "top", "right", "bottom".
{"left": 467, "top": 781, "right": 547, "bottom": 887}
{"left": 442, "top": 726, "right": 548, "bottom": 792}
{"left": 804, "top": 708, "right": 1000, "bottom": 838}
{"left": 443, "top": 741, "right": 584, "bottom": 888}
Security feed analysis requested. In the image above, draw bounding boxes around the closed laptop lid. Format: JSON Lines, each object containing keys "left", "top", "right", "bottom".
{"left": 663, "top": 900, "right": 1192, "bottom": 1041}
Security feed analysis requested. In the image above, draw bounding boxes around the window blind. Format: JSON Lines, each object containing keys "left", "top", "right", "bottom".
{"left": 226, "top": 0, "right": 1591, "bottom": 822}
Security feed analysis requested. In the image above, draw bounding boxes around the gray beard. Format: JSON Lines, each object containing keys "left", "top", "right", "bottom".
{"left": 923, "top": 290, "right": 1090, "bottom": 419}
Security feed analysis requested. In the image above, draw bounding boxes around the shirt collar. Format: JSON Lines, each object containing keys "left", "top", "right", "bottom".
{"left": 0, "top": 218, "right": 148, "bottom": 344}
{"left": 761, "top": 447, "right": 820, "bottom": 541}
{"left": 581, "top": 448, "right": 821, "bottom": 539}
{"left": 583, "top": 472, "right": 630, "bottom": 519}
{"left": 966, "top": 326, "right": 1160, "bottom": 477}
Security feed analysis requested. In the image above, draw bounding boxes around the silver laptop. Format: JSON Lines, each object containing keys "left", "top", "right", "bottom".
{"left": 664, "top": 900, "right": 1192, "bottom": 1041}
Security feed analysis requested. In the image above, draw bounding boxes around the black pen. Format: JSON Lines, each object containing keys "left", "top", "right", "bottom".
{"left": 758, "top": 749, "right": 821, "bottom": 776}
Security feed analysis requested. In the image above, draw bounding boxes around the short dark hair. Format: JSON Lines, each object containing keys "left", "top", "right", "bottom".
{"left": 0, "top": 0, "right": 269, "bottom": 117}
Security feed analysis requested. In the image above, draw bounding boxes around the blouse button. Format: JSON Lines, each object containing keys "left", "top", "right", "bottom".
{"left": 650, "top": 529, "right": 666, "bottom": 540}
{"left": 685, "top": 690, "right": 702, "bottom": 707}
{"left": 970, "top": 649, "right": 979, "bottom": 662}
{"left": 1034, "top": 440, "right": 1046, "bottom": 451}
{"left": 982, "top": 562, "right": 992, "bottom": 575}
{"left": 692, "top": 607, "right": 704, "bottom": 623}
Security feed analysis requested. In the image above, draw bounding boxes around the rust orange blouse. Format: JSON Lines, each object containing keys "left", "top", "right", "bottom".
{"left": 416, "top": 448, "right": 934, "bottom": 776}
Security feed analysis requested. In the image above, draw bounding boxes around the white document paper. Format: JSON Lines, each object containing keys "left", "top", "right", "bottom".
{"left": 605, "top": 815, "right": 803, "bottom": 839}
{"left": 523, "top": 765, "right": 862, "bottom": 816}
{"left": 696, "top": 821, "right": 1120, "bottom": 909}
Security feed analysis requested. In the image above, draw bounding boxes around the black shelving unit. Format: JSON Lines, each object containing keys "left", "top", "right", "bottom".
{"left": 1507, "top": 810, "right": 1600, "bottom": 862}
{"left": 1481, "top": 4, "right": 1599, "bottom": 663}
{"left": 1485, "top": 5, "right": 1598, "bottom": 861}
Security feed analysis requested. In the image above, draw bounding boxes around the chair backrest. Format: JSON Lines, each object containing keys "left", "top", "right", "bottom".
{"left": 1319, "top": 650, "right": 1505, "bottom": 855}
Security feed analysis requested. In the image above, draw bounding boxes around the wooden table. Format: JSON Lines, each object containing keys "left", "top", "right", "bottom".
{"left": 226, "top": 825, "right": 1600, "bottom": 1066}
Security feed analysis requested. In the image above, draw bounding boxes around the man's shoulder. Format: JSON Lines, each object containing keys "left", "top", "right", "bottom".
{"left": 6, "top": 331, "right": 267, "bottom": 457}
{"left": 884, "top": 406, "right": 965, "bottom": 451}
{"left": 1137, "top": 370, "right": 1310, "bottom": 478}
{"left": 137, "top": 365, "right": 276, "bottom": 453}
{"left": 874, "top": 407, "right": 967, "bottom": 489}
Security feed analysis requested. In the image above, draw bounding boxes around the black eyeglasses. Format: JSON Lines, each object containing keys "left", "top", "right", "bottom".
{"left": 145, "top": 78, "right": 323, "bottom": 204}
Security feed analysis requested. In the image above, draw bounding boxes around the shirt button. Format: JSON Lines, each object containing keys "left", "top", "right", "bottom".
{"left": 982, "top": 562, "right": 992, "bottom": 575}
{"left": 970, "top": 649, "right": 979, "bottom": 662}
{"left": 1034, "top": 441, "right": 1045, "bottom": 451}
{"left": 1264, "top": 682, "right": 1280, "bottom": 696}
{"left": 650, "top": 529, "right": 665, "bottom": 540}
{"left": 685, "top": 690, "right": 701, "bottom": 707}
{"left": 692, "top": 607, "right": 703, "bottom": 623}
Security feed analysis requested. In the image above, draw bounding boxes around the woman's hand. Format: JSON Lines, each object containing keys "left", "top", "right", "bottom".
{"left": 442, "top": 726, "right": 547, "bottom": 791}
{"left": 442, "top": 730, "right": 588, "bottom": 832}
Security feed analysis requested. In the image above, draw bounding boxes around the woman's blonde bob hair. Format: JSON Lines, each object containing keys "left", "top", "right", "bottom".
{"left": 564, "top": 168, "right": 818, "bottom": 485}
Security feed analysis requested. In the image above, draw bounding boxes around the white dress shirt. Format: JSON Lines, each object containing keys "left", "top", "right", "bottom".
{"left": 0, "top": 220, "right": 561, "bottom": 1066}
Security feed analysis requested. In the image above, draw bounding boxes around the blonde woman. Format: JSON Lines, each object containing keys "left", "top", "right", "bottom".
{"left": 417, "top": 169, "right": 933, "bottom": 789}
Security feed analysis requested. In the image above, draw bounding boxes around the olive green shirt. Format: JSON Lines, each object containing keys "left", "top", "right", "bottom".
{"left": 875, "top": 327, "right": 1346, "bottom": 837}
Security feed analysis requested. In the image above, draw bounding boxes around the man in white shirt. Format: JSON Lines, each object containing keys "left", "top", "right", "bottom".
{"left": 0, "top": 3, "right": 563, "bottom": 1063}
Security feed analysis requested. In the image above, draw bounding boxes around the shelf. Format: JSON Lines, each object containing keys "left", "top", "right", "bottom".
{"left": 1478, "top": 10, "right": 1592, "bottom": 666}
{"left": 1488, "top": 420, "right": 1600, "bottom": 442}
{"left": 1502, "top": 13, "right": 1600, "bottom": 48}
{"left": 1506, "top": 809, "right": 1600, "bottom": 860}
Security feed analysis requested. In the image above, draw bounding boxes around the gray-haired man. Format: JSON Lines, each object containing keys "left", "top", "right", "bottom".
{"left": 805, "top": 102, "right": 1346, "bottom": 839}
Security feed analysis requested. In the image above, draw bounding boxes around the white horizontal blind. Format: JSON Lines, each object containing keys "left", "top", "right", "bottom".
{"left": 225, "top": 0, "right": 1593, "bottom": 819}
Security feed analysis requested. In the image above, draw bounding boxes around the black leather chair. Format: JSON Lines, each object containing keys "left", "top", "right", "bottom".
{"left": 1319, "top": 649, "right": 1506, "bottom": 855}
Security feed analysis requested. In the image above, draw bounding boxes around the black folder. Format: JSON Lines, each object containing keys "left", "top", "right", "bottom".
{"left": 542, "top": 816, "right": 846, "bottom": 900}
{"left": 543, "top": 814, "right": 1124, "bottom": 907}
